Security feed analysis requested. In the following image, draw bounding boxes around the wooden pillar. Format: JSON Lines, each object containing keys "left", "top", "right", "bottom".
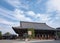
{"left": 45, "top": 35, "right": 47, "bottom": 39}
{"left": 48, "top": 35, "right": 49, "bottom": 39}
{"left": 55, "top": 30, "right": 58, "bottom": 39}
{"left": 42, "top": 34, "right": 44, "bottom": 39}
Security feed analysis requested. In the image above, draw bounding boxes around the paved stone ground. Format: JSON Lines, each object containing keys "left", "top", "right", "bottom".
{"left": 0, "top": 40, "right": 60, "bottom": 43}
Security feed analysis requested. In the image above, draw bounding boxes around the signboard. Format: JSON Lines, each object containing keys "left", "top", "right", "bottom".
{"left": 28, "top": 31, "right": 32, "bottom": 35}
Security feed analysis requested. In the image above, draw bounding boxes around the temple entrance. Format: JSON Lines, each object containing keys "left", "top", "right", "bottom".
{"left": 18, "top": 29, "right": 55, "bottom": 39}
{"left": 35, "top": 30, "right": 55, "bottom": 39}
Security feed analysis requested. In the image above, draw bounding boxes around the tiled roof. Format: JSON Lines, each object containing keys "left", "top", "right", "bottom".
{"left": 19, "top": 21, "right": 55, "bottom": 30}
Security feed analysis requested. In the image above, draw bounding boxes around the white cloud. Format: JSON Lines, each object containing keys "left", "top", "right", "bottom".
{"left": 55, "top": 14, "right": 60, "bottom": 20}
{"left": 0, "top": 18, "right": 19, "bottom": 26}
{"left": 25, "top": 10, "right": 52, "bottom": 23}
{"left": 5, "top": 0, "right": 20, "bottom": 8}
{"left": 0, "top": 6, "right": 60, "bottom": 28}
{"left": 5, "top": 0, "right": 29, "bottom": 9}
{"left": 26, "top": 11, "right": 36, "bottom": 17}
{"left": 0, "top": 7, "right": 32, "bottom": 24}
{"left": 36, "top": 14, "right": 51, "bottom": 22}
{"left": 0, "top": 7, "right": 17, "bottom": 20}
{"left": 46, "top": 0, "right": 60, "bottom": 12}
{"left": 45, "top": 0, "right": 60, "bottom": 28}
{"left": 13, "top": 9, "right": 33, "bottom": 21}
{"left": 8, "top": 8, "right": 52, "bottom": 24}
{"left": 0, "top": 8, "right": 33, "bottom": 26}
{"left": 0, "top": 8, "right": 20, "bottom": 26}
{"left": 25, "top": 10, "right": 51, "bottom": 23}
{"left": 47, "top": 19, "right": 60, "bottom": 28}
{"left": 0, "top": 18, "right": 13, "bottom": 25}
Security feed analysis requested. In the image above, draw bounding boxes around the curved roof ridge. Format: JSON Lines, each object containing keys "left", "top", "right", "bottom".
{"left": 20, "top": 21, "right": 45, "bottom": 24}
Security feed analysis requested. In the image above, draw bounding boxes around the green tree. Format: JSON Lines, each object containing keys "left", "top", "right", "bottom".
{"left": 0, "top": 31, "right": 2, "bottom": 39}
{"left": 4, "top": 32, "right": 11, "bottom": 35}
{"left": 28, "top": 28, "right": 35, "bottom": 39}
{"left": 57, "top": 32, "right": 60, "bottom": 38}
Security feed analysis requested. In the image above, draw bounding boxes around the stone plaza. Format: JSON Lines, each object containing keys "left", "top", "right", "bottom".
{"left": 0, "top": 40, "right": 60, "bottom": 43}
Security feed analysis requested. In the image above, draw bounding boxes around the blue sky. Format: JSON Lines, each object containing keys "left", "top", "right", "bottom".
{"left": 0, "top": 0, "right": 60, "bottom": 34}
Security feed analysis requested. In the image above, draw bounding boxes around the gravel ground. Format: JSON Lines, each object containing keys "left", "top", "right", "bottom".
{"left": 0, "top": 40, "right": 60, "bottom": 43}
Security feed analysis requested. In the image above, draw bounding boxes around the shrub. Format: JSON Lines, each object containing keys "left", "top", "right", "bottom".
{"left": 0, "top": 31, "right": 2, "bottom": 39}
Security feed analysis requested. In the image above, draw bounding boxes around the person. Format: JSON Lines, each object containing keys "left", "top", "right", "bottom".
{"left": 23, "top": 33, "right": 28, "bottom": 40}
{"left": 54, "top": 36, "right": 57, "bottom": 40}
